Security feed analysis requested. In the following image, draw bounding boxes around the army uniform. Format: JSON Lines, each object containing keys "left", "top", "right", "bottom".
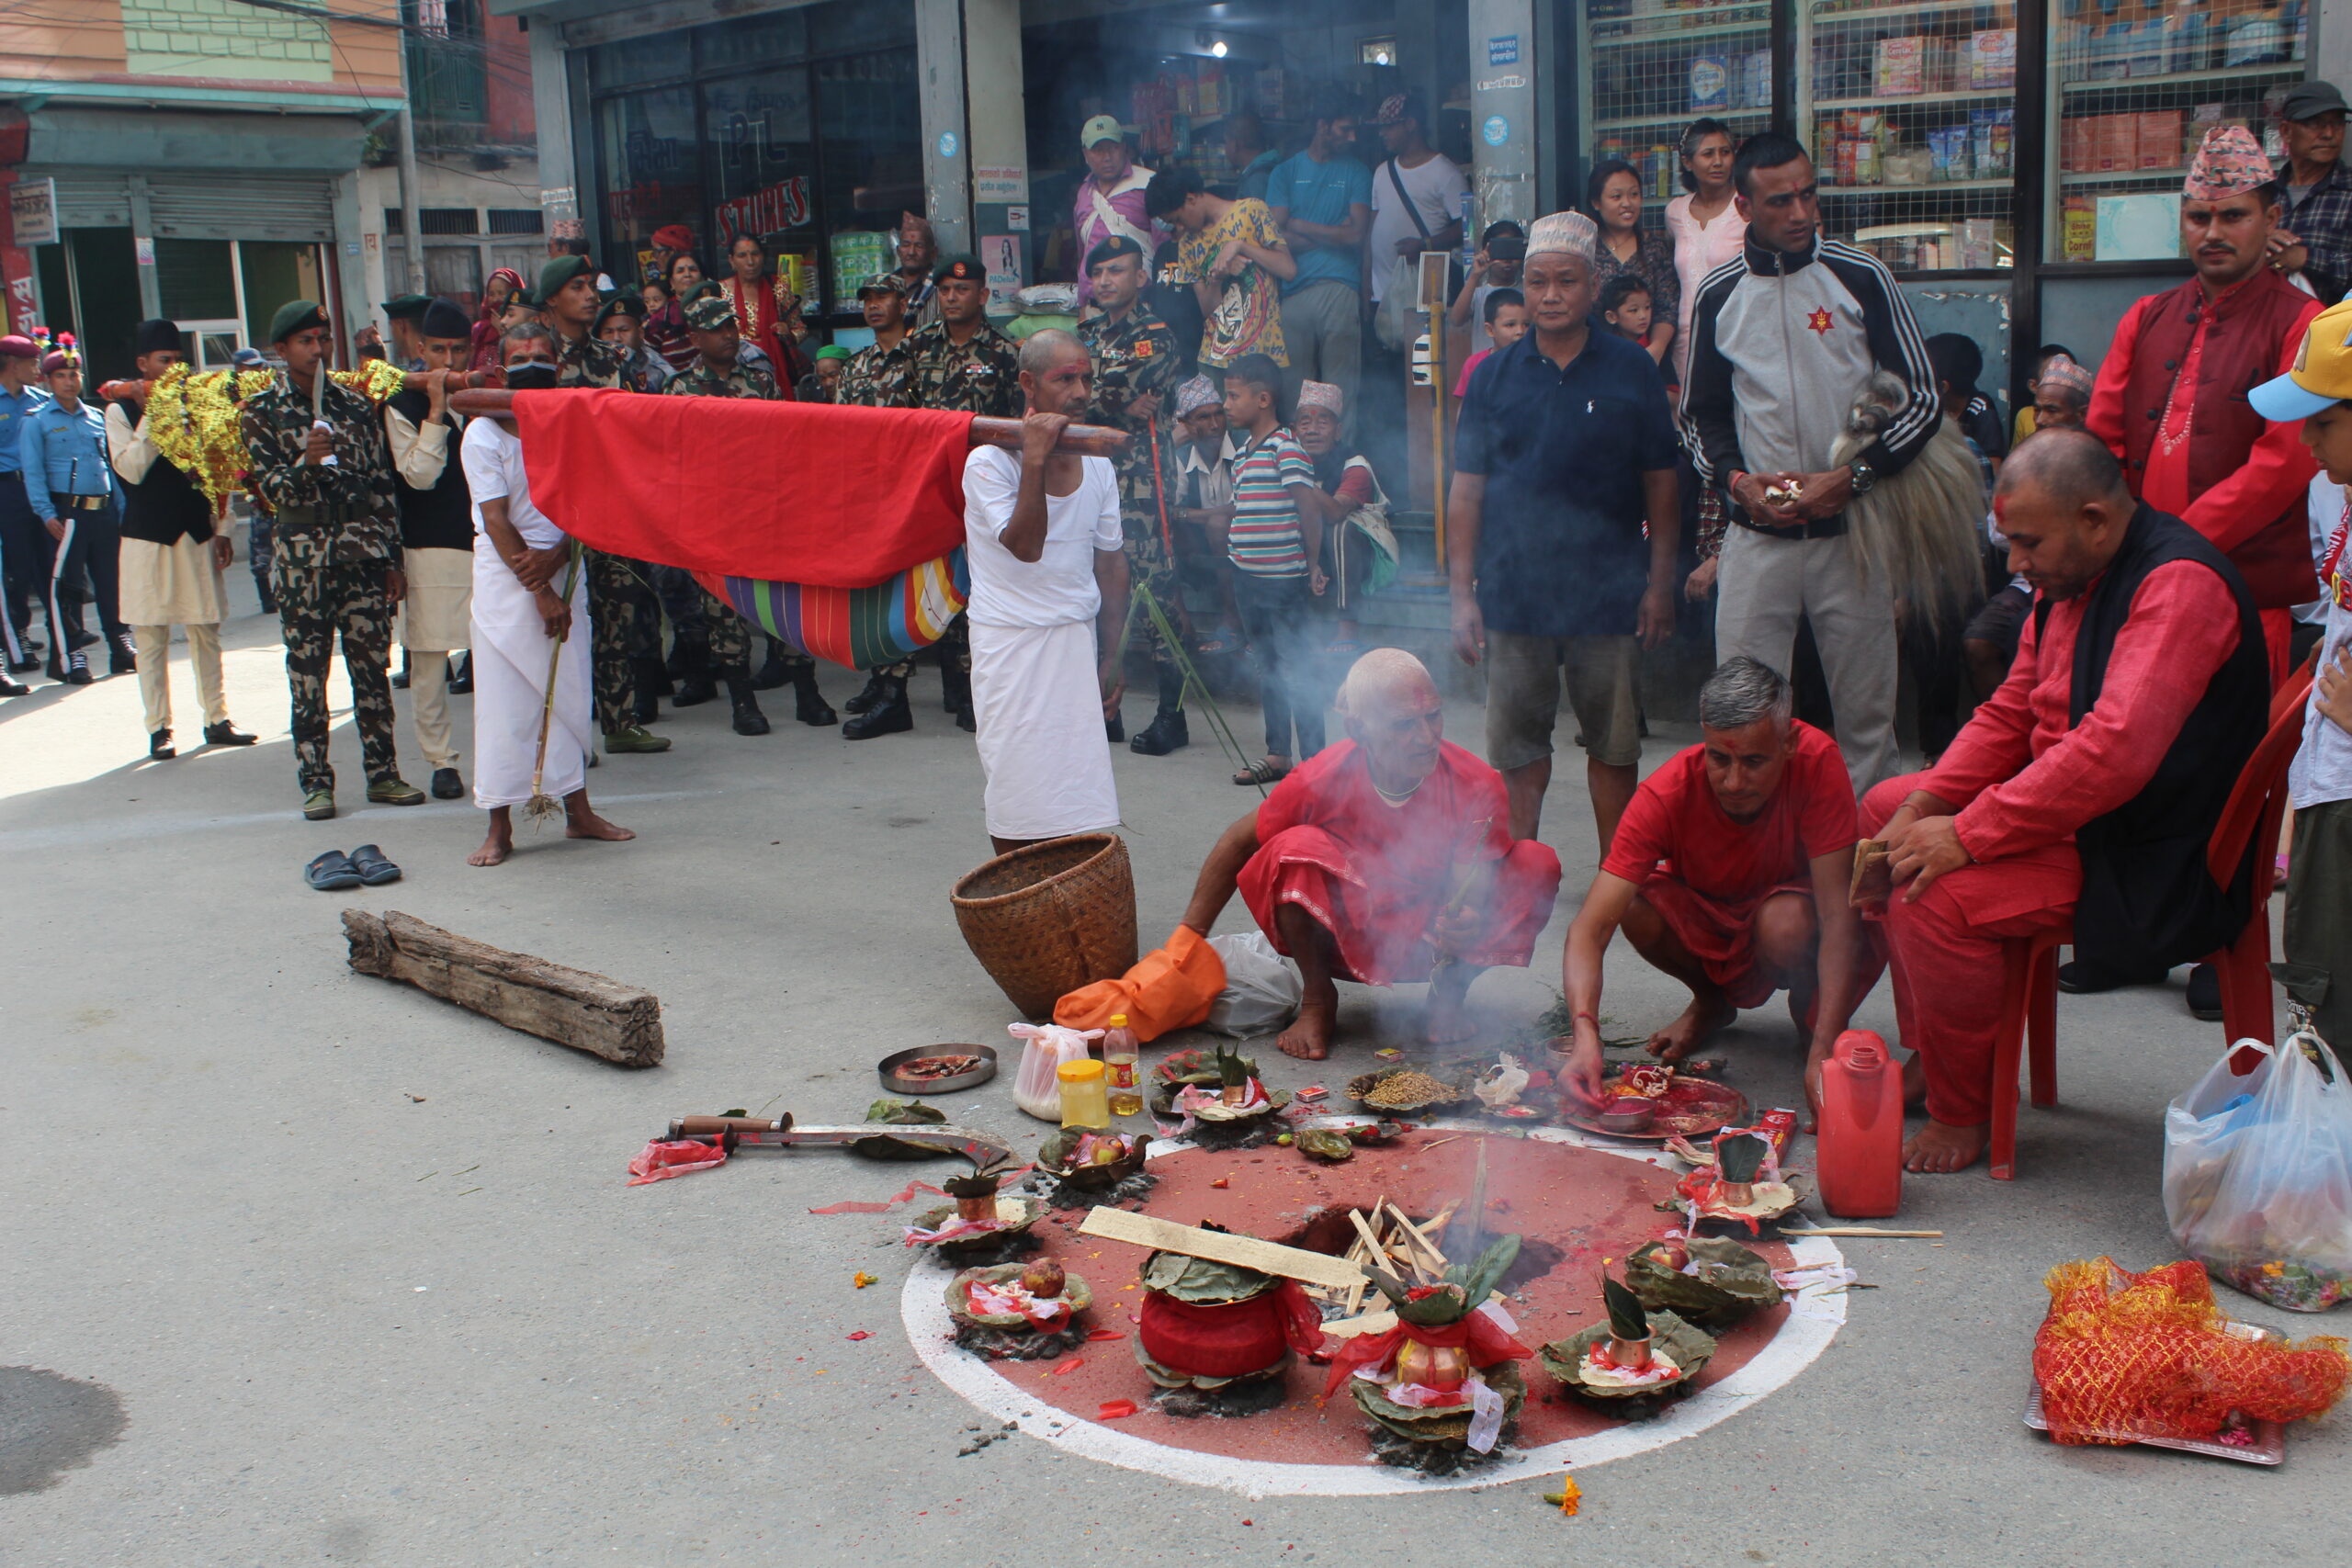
{"left": 659, "top": 310, "right": 835, "bottom": 730}
{"left": 239, "top": 300, "right": 423, "bottom": 815}
{"left": 837, "top": 336, "right": 916, "bottom": 409}
{"left": 870, "top": 301, "right": 1020, "bottom": 721}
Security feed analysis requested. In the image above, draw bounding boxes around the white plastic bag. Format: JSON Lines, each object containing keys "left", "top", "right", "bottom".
{"left": 1204, "top": 933, "right": 1301, "bottom": 1038}
{"left": 2164, "top": 1031, "right": 2352, "bottom": 1312}
{"left": 1009, "top": 1022, "right": 1099, "bottom": 1122}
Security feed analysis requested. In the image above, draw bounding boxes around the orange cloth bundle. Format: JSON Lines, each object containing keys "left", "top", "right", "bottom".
{"left": 2033, "top": 1257, "right": 2350, "bottom": 1445}
{"left": 1054, "top": 926, "right": 1227, "bottom": 1042}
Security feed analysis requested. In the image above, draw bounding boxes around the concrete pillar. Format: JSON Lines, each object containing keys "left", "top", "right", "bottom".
{"left": 916, "top": 0, "right": 972, "bottom": 254}
{"left": 125, "top": 175, "right": 163, "bottom": 321}
{"left": 962, "top": 0, "right": 1028, "bottom": 307}
{"left": 526, "top": 22, "right": 581, "bottom": 236}
{"left": 1467, "top": 0, "right": 1539, "bottom": 231}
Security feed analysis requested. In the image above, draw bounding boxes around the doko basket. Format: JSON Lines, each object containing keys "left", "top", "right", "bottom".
{"left": 950, "top": 833, "right": 1138, "bottom": 1020}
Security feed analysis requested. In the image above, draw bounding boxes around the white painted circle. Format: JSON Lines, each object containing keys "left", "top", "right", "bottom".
{"left": 900, "top": 1122, "right": 1845, "bottom": 1495}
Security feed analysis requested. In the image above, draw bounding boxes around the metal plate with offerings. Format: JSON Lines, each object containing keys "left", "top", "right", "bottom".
{"left": 878, "top": 1044, "right": 999, "bottom": 1095}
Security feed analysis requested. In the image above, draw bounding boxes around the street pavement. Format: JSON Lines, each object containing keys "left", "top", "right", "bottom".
{"left": 1, "top": 586, "right": 2343, "bottom": 1567}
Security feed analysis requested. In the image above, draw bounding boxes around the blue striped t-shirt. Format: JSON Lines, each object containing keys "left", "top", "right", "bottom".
{"left": 1227, "top": 427, "right": 1315, "bottom": 577}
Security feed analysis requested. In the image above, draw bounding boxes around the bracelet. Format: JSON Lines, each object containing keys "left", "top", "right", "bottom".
{"left": 1573, "top": 1011, "right": 1600, "bottom": 1026}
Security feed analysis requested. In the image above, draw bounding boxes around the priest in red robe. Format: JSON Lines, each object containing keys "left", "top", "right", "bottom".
{"left": 1862, "top": 431, "right": 2268, "bottom": 1174}
{"left": 1176, "top": 649, "right": 1562, "bottom": 1061}
{"left": 2087, "top": 125, "right": 2322, "bottom": 686}
{"left": 1559, "top": 657, "right": 1880, "bottom": 1123}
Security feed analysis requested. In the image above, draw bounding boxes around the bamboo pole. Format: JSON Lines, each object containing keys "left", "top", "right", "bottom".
{"left": 446, "top": 388, "right": 1131, "bottom": 457}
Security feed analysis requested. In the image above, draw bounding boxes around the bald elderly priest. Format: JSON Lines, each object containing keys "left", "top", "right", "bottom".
{"left": 1862, "top": 430, "right": 2268, "bottom": 1175}
{"left": 1177, "top": 649, "right": 1562, "bottom": 1061}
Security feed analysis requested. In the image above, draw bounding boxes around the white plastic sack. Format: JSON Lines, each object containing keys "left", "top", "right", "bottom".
{"left": 1204, "top": 932, "right": 1302, "bottom": 1038}
{"left": 2164, "top": 1031, "right": 2352, "bottom": 1312}
{"left": 1009, "top": 1021, "right": 1100, "bottom": 1122}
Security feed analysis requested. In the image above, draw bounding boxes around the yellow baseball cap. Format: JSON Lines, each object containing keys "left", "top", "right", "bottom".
{"left": 1080, "top": 114, "right": 1126, "bottom": 150}
{"left": 2253, "top": 297, "right": 2352, "bottom": 421}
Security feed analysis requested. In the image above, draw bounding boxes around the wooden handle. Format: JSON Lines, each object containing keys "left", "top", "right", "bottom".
{"left": 447, "top": 389, "right": 1129, "bottom": 456}
{"left": 671, "top": 1114, "right": 793, "bottom": 1137}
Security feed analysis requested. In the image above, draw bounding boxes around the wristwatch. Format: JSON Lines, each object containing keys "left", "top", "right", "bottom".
{"left": 1848, "top": 459, "right": 1877, "bottom": 496}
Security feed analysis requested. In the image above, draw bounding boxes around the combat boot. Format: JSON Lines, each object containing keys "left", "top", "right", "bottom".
{"left": 941, "top": 660, "right": 976, "bottom": 734}
{"left": 630, "top": 656, "right": 667, "bottom": 724}
{"left": 750, "top": 641, "right": 790, "bottom": 691}
{"left": 842, "top": 668, "right": 888, "bottom": 715}
{"left": 446, "top": 649, "right": 472, "bottom": 694}
{"left": 673, "top": 637, "right": 718, "bottom": 707}
{"left": 604, "top": 724, "right": 673, "bottom": 753}
{"left": 841, "top": 673, "right": 911, "bottom": 739}
{"left": 724, "top": 672, "right": 770, "bottom": 736}
{"left": 792, "top": 661, "right": 836, "bottom": 726}
{"left": 1130, "top": 667, "right": 1190, "bottom": 755}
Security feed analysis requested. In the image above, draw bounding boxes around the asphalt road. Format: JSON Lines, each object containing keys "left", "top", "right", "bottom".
{"left": 2, "top": 595, "right": 2343, "bottom": 1567}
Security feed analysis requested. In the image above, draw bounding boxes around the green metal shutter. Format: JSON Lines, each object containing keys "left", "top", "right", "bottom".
{"left": 146, "top": 174, "right": 338, "bottom": 243}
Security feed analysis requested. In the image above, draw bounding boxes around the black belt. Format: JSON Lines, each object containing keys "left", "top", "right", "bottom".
{"left": 1732, "top": 511, "right": 1847, "bottom": 541}
{"left": 50, "top": 492, "right": 108, "bottom": 512}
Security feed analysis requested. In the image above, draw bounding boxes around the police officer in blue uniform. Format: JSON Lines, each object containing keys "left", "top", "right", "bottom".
{"left": 0, "top": 332, "right": 48, "bottom": 682}
{"left": 20, "top": 346, "right": 126, "bottom": 684}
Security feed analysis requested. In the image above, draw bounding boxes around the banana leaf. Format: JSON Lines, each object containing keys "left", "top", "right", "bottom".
{"left": 1296, "top": 1128, "right": 1357, "bottom": 1163}
{"left": 1625, "top": 1238, "right": 1780, "bottom": 1326}
{"left": 854, "top": 1097, "right": 953, "bottom": 1160}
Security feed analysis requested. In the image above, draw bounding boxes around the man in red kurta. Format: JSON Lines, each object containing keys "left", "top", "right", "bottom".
{"left": 1179, "top": 649, "right": 1562, "bottom": 1060}
{"left": 1861, "top": 433, "right": 2268, "bottom": 1173}
{"left": 1559, "top": 658, "right": 1880, "bottom": 1122}
{"left": 2087, "top": 125, "right": 2322, "bottom": 687}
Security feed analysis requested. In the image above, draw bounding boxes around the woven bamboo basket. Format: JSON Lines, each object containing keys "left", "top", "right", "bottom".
{"left": 950, "top": 833, "right": 1138, "bottom": 1020}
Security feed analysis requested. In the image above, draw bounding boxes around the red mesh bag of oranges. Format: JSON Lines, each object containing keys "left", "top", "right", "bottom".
{"left": 2033, "top": 1257, "right": 2351, "bottom": 1445}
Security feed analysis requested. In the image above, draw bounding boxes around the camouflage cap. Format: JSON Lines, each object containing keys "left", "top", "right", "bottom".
{"left": 857, "top": 271, "right": 912, "bottom": 299}
{"left": 684, "top": 293, "right": 738, "bottom": 332}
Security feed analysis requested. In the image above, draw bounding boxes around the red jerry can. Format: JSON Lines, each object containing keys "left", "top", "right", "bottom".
{"left": 1817, "top": 1029, "right": 1904, "bottom": 1218}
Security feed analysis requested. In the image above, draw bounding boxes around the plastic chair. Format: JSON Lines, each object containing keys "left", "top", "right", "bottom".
{"left": 1984, "top": 658, "right": 2315, "bottom": 1181}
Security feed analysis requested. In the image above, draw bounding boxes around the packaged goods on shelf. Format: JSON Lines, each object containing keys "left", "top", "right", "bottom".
{"left": 1874, "top": 36, "right": 1936, "bottom": 97}
{"left": 2136, "top": 110, "right": 2181, "bottom": 170}
{"left": 1690, "top": 53, "right": 1730, "bottom": 111}
{"left": 1968, "top": 28, "right": 2017, "bottom": 88}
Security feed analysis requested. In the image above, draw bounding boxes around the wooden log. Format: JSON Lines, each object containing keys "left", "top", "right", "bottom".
{"left": 445, "top": 389, "right": 1130, "bottom": 457}
{"left": 343, "top": 909, "right": 664, "bottom": 1067}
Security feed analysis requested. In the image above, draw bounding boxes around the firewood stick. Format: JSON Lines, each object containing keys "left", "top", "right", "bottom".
{"left": 445, "top": 389, "right": 1130, "bottom": 456}
{"left": 1385, "top": 1203, "right": 1451, "bottom": 1275}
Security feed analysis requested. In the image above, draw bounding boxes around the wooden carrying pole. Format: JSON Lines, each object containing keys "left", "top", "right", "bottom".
{"left": 446, "top": 389, "right": 1130, "bottom": 457}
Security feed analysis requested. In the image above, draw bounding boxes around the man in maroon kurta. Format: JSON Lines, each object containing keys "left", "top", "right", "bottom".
{"left": 1179, "top": 649, "right": 1561, "bottom": 1060}
{"left": 2086, "top": 125, "right": 2322, "bottom": 684}
{"left": 1860, "top": 432, "right": 2267, "bottom": 1173}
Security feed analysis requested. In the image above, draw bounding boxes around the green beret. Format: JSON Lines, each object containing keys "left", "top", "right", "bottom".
{"left": 592, "top": 294, "right": 646, "bottom": 333}
{"left": 268, "top": 299, "right": 331, "bottom": 344}
{"left": 934, "top": 253, "right": 988, "bottom": 284}
{"left": 537, "top": 254, "right": 594, "bottom": 302}
{"left": 815, "top": 344, "right": 851, "bottom": 362}
{"left": 684, "top": 294, "right": 737, "bottom": 333}
{"left": 1084, "top": 235, "right": 1145, "bottom": 273}
{"left": 384, "top": 293, "right": 433, "bottom": 321}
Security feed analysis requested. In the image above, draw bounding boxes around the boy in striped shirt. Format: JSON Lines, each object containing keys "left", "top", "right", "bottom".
{"left": 1219, "top": 353, "right": 1328, "bottom": 784}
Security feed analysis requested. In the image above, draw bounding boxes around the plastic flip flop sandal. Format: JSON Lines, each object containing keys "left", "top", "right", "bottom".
{"left": 347, "top": 844, "right": 403, "bottom": 886}
{"left": 305, "top": 851, "right": 364, "bottom": 892}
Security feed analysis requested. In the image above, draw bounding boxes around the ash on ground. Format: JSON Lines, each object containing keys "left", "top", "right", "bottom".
{"left": 1027, "top": 1171, "right": 1158, "bottom": 1211}
{"left": 922, "top": 1229, "right": 1042, "bottom": 1268}
{"left": 1151, "top": 1377, "right": 1288, "bottom": 1419}
{"left": 950, "top": 1321, "right": 1091, "bottom": 1360}
{"left": 1366, "top": 1425, "right": 1521, "bottom": 1476}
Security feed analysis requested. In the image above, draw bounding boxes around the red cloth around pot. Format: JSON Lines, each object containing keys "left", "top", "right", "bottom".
{"left": 1139, "top": 1280, "right": 1324, "bottom": 1382}
{"left": 1322, "top": 1306, "right": 1532, "bottom": 1398}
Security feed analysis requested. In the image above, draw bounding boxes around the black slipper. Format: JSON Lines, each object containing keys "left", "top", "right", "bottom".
{"left": 305, "top": 850, "right": 363, "bottom": 891}
{"left": 348, "top": 843, "right": 402, "bottom": 886}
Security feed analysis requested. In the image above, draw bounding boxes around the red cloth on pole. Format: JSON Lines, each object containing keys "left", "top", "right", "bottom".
{"left": 514, "top": 389, "right": 974, "bottom": 587}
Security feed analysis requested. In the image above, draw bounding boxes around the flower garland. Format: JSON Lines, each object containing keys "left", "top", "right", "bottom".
{"left": 142, "top": 359, "right": 412, "bottom": 515}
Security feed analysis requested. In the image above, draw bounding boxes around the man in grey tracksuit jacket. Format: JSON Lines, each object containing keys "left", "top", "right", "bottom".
{"left": 1681, "top": 136, "right": 1940, "bottom": 795}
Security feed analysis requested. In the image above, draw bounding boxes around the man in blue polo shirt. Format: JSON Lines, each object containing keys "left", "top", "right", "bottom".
{"left": 1267, "top": 92, "right": 1372, "bottom": 406}
{"left": 1447, "top": 209, "right": 1680, "bottom": 851}
{"left": 21, "top": 346, "right": 126, "bottom": 684}
{"left": 0, "top": 333, "right": 47, "bottom": 682}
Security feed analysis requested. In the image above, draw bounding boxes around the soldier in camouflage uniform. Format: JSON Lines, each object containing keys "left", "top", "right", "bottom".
{"left": 659, "top": 294, "right": 838, "bottom": 733}
{"left": 239, "top": 299, "right": 426, "bottom": 819}
{"left": 539, "top": 254, "right": 672, "bottom": 756}
{"left": 835, "top": 272, "right": 917, "bottom": 411}
{"left": 842, "top": 254, "right": 1021, "bottom": 739}
{"left": 1076, "top": 235, "right": 1188, "bottom": 755}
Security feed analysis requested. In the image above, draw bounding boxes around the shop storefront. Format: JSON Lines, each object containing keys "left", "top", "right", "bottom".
{"left": 570, "top": 0, "right": 923, "bottom": 327}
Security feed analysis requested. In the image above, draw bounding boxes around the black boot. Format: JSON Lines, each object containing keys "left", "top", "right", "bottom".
{"left": 149, "top": 728, "right": 175, "bottom": 760}
{"left": 446, "top": 649, "right": 471, "bottom": 695}
{"left": 842, "top": 673, "right": 912, "bottom": 739}
{"left": 942, "top": 660, "right": 976, "bottom": 733}
{"left": 631, "top": 656, "right": 667, "bottom": 724}
{"left": 0, "top": 673, "right": 26, "bottom": 696}
{"left": 750, "top": 641, "right": 790, "bottom": 691}
{"left": 1132, "top": 667, "right": 1190, "bottom": 754}
{"left": 725, "top": 672, "right": 771, "bottom": 736}
{"left": 110, "top": 632, "right": 137, "bottom": 677}
{"left": 792, "top": 661, "right": 836, "bottom": 726}
{"left": 842, "top": 669, "right": 888, "bottom": 715}
{"left": 673, "top": 638, "right": 718, "bottom": 707}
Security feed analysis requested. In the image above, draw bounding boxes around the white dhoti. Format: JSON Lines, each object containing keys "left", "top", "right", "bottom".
{"left": 119, "top": 535, "right": 228, "bottom": 736}
{"left": 399, "top": 546, "right": 474, "bottom": 772}
{"left": 469, "top": 550, "right": 592, "bottom": 810}
{"left": 969, "top": 617, "right": 1121, "bottom": 840}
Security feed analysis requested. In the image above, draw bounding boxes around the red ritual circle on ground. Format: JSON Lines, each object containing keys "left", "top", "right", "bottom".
{"left": 956, "top": 1130, "right": 1802, "bottom": 1468}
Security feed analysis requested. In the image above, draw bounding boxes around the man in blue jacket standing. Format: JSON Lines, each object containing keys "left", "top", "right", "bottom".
{"left": 0, "top": 333, "right": 48, "bottom": 683}
{"left": 21, "top": 345, "right": 126, "bottom": 685}
{"left": 1682, "top": 130, "right": 1942, "bottom": 795}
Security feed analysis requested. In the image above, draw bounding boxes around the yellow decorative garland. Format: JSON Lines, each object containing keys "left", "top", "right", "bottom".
{"left": 143, "top": 359, "right": 412, "bottom": 515}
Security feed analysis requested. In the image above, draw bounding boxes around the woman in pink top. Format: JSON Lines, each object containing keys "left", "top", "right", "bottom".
{"left": 1663, "top": 118, "right": 1746, "bottom": 386}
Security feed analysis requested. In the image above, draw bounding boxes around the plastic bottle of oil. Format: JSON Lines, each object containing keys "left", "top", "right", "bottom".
{"left": 1057, "top": 1058, "right": 1111, "bottom": 1130}
{"left": 1102, "top": 1014, "right": 1143, "bottom": 1117}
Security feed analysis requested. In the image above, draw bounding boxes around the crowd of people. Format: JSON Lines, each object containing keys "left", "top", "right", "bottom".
{"left": 6, "top": 85, "right": 2351, "bottom": 1178}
